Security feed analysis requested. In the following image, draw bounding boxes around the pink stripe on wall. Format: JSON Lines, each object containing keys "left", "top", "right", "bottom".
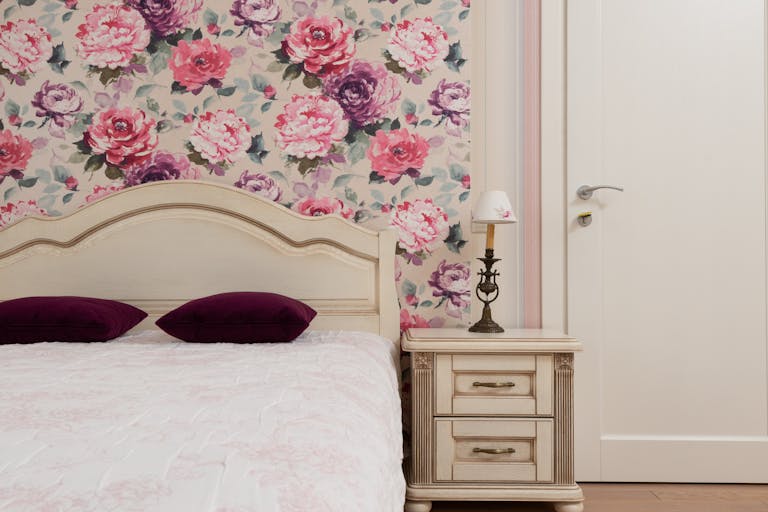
{"left": 523, "top": 0, "right": 542, "bottom": 328}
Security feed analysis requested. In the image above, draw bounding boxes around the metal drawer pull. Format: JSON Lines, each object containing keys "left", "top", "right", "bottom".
{"left": 472, "top": 381, "right": 515, "bottom": 388}
{"left": 473, "top": 447, "right": 516, "bottom": 454}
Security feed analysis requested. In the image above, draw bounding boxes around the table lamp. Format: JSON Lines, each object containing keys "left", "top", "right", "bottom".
{"left": 468, "top": 190, "right": 517, "bottom": 333}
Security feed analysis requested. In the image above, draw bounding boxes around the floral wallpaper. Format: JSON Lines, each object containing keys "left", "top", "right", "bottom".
{"left": 0, "top": 0, "right": 472, "bottom": 329}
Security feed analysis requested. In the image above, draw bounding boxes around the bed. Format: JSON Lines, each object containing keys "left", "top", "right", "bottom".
{"left": 0, "top": 181, "right": 403, "bottom": 512}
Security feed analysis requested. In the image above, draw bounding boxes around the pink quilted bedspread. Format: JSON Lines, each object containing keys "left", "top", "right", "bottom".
{"left": 0, "top": 330, "right": 404, "bottom": 512}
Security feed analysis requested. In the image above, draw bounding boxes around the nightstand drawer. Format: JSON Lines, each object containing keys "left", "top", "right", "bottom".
{"left": 434, "top": 354, "right": 553, "bottom": 415}
{"left": 434, "top": 418, "right": 553, "bottom": 483}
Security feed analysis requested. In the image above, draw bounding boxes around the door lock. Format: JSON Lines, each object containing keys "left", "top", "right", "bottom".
{"left": 577, "top": 211, "right": 593, "bottom": 227}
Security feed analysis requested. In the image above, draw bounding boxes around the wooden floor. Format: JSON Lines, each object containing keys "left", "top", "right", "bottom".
{"left": 432, "top": 484, "right": 768, "bottom": 511}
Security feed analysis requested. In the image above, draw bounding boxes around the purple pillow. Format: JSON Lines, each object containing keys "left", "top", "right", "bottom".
{"left": 0, "top": 296, "right": 147, "bottom": 344}
{"left": 155, "top": 292, "right": 317, "bottom": 343}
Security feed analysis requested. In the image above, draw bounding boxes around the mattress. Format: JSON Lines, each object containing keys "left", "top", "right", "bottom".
{"left": 0, "top": 330, "right": 404, "bottom": 512}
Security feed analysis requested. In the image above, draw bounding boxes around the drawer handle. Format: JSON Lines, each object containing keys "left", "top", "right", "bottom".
{"left": 472, "top": 381, "right": 516, "bottom": 388}
{"left": 473, "top": 447, "right": 516, "bottom": 454}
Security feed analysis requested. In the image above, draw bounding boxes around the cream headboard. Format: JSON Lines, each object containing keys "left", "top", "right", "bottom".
{"left": 0, "top": 181, "right": 399, "bottom": 343}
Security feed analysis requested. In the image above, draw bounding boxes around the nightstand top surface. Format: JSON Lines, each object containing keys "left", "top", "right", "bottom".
{"left": 402, "top": 327, "right": 582, "bottom": 353}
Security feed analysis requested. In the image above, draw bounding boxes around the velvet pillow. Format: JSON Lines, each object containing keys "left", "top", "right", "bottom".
{"left": 0, "top": 296, "right": 148, "bottom": 344}
{"left": 155, "top": 292, "right": 317, "bottom": 343}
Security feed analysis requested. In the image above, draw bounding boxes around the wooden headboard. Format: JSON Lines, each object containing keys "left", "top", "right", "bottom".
{"left": 0, "top": 181, "right": 399, "bottom": 342}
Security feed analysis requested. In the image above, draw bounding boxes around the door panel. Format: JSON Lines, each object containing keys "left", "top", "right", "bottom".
{"left": 568, "top": 0, "right": 768, "bottom": 481}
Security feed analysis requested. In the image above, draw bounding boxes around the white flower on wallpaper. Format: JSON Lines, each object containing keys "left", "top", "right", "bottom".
{"left": 0, "top": 0, "right": 472, "bottom": 328}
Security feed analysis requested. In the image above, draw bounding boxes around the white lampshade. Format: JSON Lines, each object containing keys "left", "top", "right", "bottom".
{"left": 472, "top": 190, "right": 517, "bottom": 224}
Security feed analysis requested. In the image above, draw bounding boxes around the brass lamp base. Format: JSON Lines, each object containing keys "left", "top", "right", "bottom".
{"left": 468, "top": 248, "right": 505, "bottom": 334}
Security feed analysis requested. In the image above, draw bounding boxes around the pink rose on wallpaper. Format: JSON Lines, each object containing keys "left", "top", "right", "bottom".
{"left": 0, "top": 130, "right": 33, "bottom": 179}
{"left": 0, "top": 200, "right": 47, "bottom": 228}
{"left": 231, "top": 0, "right": 281, "bottom": 46}
{"left": 126, "top": 0, "right": 203, "bottom": 37}
{"left": 428, "top": 259, "right": 471, "bottom": 318}
{"left": 75, "top": 4, "right": 151, "bottom": 69}
{"left": 387, "top": 17, "right": 449, "bottom": 73}
{"left": 322, "top": 60, "right": 401, "bottom": 127}
{"left": 84, "top": 184, "right": 124, "bottom": 204}
{"left": 399, "top": 309, "right": 430, "bottom": 330}
{"left": 123, "top": 152, "right": 198, "bottom": 186}
{"left": 0, "top": 19, "right": 53, "bottom": 74}
{"left": 275, "top": 94, "right": 348, "bottom": 159}
{"left": 294, "top": 197, "right": 353, "bottom": 219}
{"left": 428, "top": 79, "right": 470, "bottom": 136}
{"left": 84, "top": 107, "right": 158, "bottom": 168}
{"left": 169, "top": 39, "right": 232, "bottom": 92}
{"left": 32, "top": 81, "right": 84, "bottom": 137}
{"left": 390, "top": 198, "right": 449, "bottom": 255}
{"left": 189, "top": 109, "right": 251, "bottom": 164}
{"left": 367, "top": 128, "right": 430, "bottom": 183}
{"left": 282, "top": 15, "right": 356, "bottom": 76}
{"left": 234, "top": 170, "right": 282, "bottom": 201}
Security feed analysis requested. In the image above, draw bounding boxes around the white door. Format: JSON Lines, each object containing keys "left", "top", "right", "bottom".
{"left": 567, "top": 0, "right": 768, "bottom": 481}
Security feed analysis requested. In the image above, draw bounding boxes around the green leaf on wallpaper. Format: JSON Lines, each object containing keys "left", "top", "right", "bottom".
{"left": 302, "top": 73, "right": 322, "bottom": 89}
{"left": 217, "top": 86, "right": 237, "bottom": 97}
{"left": 400, "top": 185, "right": 414, "bottom": 199}
{"left": 444, "top": 41, "right": 467, "bottom": 73}
{"left": 97, "top": 67, "right": 121, "bottom": 86}
{"left": 52, "top": 166, "right": 70, "bottom": 182}
{"left": 414, "top": 0, "right": 431, "bottom": 4}
{"left": 37, "top": 195, "right": 56, "bottom": 211}
{"left": 192, "top": 28, "right": 203, "bottom": 40}
{"left": 23, "top": 120, "right": 36, "bottom": 128}
{"left": 260, "top": 102, "right": 272, "bottom": 113}
{"left": 202, "top": 9, "right": 218, "bottom": 27}
{"left": 459, "top": 9, "right": 470, "bottom": 21}
{"left": 368, "top": 171, "right": 386, "bottom": 185}
{"left": 431, "top": 167, "right": 447, "bottom": 180}
{"left": 67, "top": 153, "right": 88, "bottom": 164}
{"left": 419, "top": 119, "right": 433, "bottom": 126}
{"left": 347, "top": 136, "right": 370, "bottom": 165}
{"left": 38, "top": 13, "right": 56, "bottom": 27}
{"left": 266, "top": 61, "right": 284, "bottom": 73}
{"left": 297, "top": 157, "right": 319, "bottom": 175}
{"left": 18, "top": 177, "right": 38, "bottom": 188}
{"left": 370, "top": 8, "right": 385, "bottom": 21}
{"left": 400, "top": 4, "right": 414, "bottom": 17}
{"left": 62, "top": 10, "right": 73, "bottom": 22}
{"left": 268, "top": 170, "right": 287, "bottom": 183}
{"left": 202, "top": 95, "right": 217, "bottom": 111}
{"left": 415, "top": 176, "right": 435, "bottom": 187}
{"left": 343, "top": 6, "right": 357, "bottom": 21}
{"left": 172, "top": 99, "right": 187, "bottom": 113}
{"left": 62, "top": 193, "right": 74, "bottom": 204}
{"left": 402, "top": 279, "right": 417, "bottom": 297}
{"left": 440, "top": 182, "right": 458, "bottom": 192}
{"left": 459, "top": 191, "right": 469, "bottom": 202}
{"left": 104, "top": 166, "right": 123, "bottom": 180}
{"left": 221, "top": 29, "right": 235, "bottom": 37}
{"left": 18, "top": 0, "right": 37, "bottom": 6}
{"left": 353, "top": 28, "right": 371, "bottom": 42}
{"left": 146, "top": 97, "right": 160, "bottom": 113}
{"left": 156, "top": 120, "right": 172, "bottom": 133}
{"left": 5, "top": 100, "right": 19, "bottom": 118}
{"left": 371, "top": 189, "right": 386, "bottom": 203}
{"left": 283, "top": 64, "right": 302, "bottom": 82}
{"left": 234, "top": 77, "right": 250, "bottom": 92}
{"left": 440, "top": 1, "right": 458, "bottom": 10}
{"left": 344, "top": 186, "right": 358, "bottom": 204}
{"left": 34, "top": 169, "right": 52, "bottom": 183}
{"left": 150, "top": 51, "right": 169, "bottom": 75}
{"left": 449, "top": 164, "right": 467, "bottom": 181}
{"left": 43, "top": 183, "right": 61, "bottom": 194}
{"left": 4, "top": 5, "right": 18, "bottom": 20}
{"left": 135, "top": 84, "right": 159, "bottom": 98}
{"left": 390, "top": 118, "right": 401, "bottom": 130}
{"left": 236, "top": 104, "right": 255, "bottom": 118}
{"left": 70, "top": 80, "right": 88, "bottom": 91}
{"left": 333, "top": 174, "right": 355, "bottom": 189}
{"left": 4, "top": 187, "right": 17, "bottom": 202}
{"left": 44, "top": 2, "right": 61, "bottom": 11}
{"left": 444, "top": 223, "right": 467, "bottom": 254}
{"left": 250, "top": 74, "right": 269, "bottom": 91}
{"left": 84, "top": 155, "right": 105, "bottom": 173}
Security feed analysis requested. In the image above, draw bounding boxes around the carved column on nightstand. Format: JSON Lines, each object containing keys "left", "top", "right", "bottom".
{"left": 411, "top": 352, "right": 433, "bottom": 484}
{"left": 555, "top": 353, "right": 575, "bottom": 484}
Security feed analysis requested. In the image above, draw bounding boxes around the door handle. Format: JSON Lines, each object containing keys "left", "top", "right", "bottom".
{"left": 577, "top": 184, "right": 624, "bottom": 200}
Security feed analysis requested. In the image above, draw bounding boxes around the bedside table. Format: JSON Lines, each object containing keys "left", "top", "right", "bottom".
{"left": 402, "top": 328, "right": 584, "bottom": 512}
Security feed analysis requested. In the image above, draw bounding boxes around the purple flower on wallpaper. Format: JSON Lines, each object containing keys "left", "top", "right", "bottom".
{"left": 428, "top": 259, "right": 471, "bottom": 318}
{"left": 428, "top": 79, "right": 471, "bottom": 137}
{"left": 230, "top": 0, "right": 281, "bottom": 46}
{"left": 31, "top": 81, "right": 84, "bottom": 138}
{"left": 322, "top": 60, "right": 401, "bottom": 127}
{"left": 126, "top": 0, "right": 203, "bottom": 37}
{"left": 123, "top": 152, "right": 199, "bottom": 186}
{"left": 234, "top": 170, "right": 282, "bottom": 201}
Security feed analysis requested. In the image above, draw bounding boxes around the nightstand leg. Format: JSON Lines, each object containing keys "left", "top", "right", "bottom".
{"left": 554, "top": 501, "right": 584, "bottom": 512}
{"left": 404, "top": 499, "right": 432, "bottom": 512}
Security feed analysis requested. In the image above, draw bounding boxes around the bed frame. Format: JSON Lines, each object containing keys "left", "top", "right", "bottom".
{"left": 0, "top": 181, "right": 399, "bottom": 343}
